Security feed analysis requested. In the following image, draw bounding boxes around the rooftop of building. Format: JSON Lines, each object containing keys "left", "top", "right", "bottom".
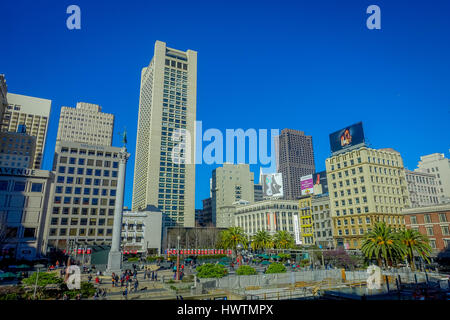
{"left": 402, "top": 203, "right": 450, "bottom": 215}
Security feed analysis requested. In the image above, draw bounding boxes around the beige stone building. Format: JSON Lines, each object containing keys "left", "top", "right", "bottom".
{"left": 132, "top": 40, "right": 197, "bottom": 228}
{"left": 211, "top": 163, "right": 255, "bottom": 228}
{"left": 326, "top": 147, "right": 411, "bottom": 249}
{"left": 405, "top": 169, "right": 439, "bottom": 207}
{"left": 417, "top": 153, "right": 450, "bottom": 204}
{"left": 42, "top": 141, "right": 122, "bottom": 252}
{"left": 2, "top": 93, "right": 51, "bottom": 169}
{"left": 56, "top": 102, "right": 114, "bottom": 146}
{"left": 234, "top": 199, "right": 300, "bottom": 238}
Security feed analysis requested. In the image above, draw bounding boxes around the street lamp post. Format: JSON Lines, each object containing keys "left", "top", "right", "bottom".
{"left": 237, "top": 243, "right": 243, "bottom": 267}
{"left": 33, "top": 264, "right": 45, "bottom": 300}
{"left": 176, "top": 235, "right": 181, "bottom": 281}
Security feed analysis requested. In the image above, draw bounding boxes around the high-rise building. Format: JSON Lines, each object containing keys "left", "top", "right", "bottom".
{"left": 211, "top": 163, "right": 255, "bottom": 228}
{"left": 132, "top": 40, "right": 197, "bottom": 228}
{"left": 405, "top": 169, "right": 440, "bottom": 207}
{"left": 299, "top": 195, "right": 314, "bottom": 245}
{"left": 0, "top": 75, "right": 7, "bottom": 125}
{"left": 326, "top": 147, "right": 411, "bottom": 249}
{"left": 277, "top": 129, "right": 315, "bottom": 200}
{"left": 2, "top": 93, "right": 51, "bottom": 169}
{"left": 0, "top": 131, "right": 36, "bottom": 169}
{"left": 417, "top": 153, "right": 450, "bottom": 204}
{"left": 42, "top": 141, "right": 123, "bottom": 252}
{"left": 56, "top": 102, "right": 114, "bottom": 146}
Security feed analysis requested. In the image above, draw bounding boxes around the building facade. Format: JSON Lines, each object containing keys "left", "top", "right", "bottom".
{"left": 326, "top": 147, "right": 410, "bottom": 249}
{"left": 417, "top": 153, "right": 450, "bottom": 204}
{"left": 56, "top": 102, "right": 114, "bottom": 146}
{"left": 121, "top": 208, "right": 163, "bottom": 255}
{"left": 254, "top": 184, "right": 263, "bottom": 202}
{"left": 0, "top": 131, "right": 36, "bottom": 169}
{"left": 0, "top": 167, "right": 53, "bottom": 260}
{"left": 2, "top": 93, "right": 51, "bottom": 169}
{"left": 211, "top": 163, "right": 255, "bottom": 228}
{"left": 234, "top": 199, "right": 300, "bottom": 238}
{"left": 277, "top": 129, "right": 315, "bottom": 200}
{"left": 405, "top": 169, "right": 440, "bottom": 207}
{"left": 403, "top": 204, "right": 450, "bottom": 255}
{"left": 311, "top": 194, "right": 334, "bottom": 248}
{"left": 42, "top": 141, "right": 123, "bottom": 252}
{"left": 132, "top": 40, "right": 197, "bottom": 228}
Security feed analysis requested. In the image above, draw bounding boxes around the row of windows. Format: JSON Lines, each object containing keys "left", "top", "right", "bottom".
{"left": 0, "top": 180, "right": 43, "bottom": 192}
{"left": 56, "top": 176, "right": 117, "bottom": 187}
{"left": 55, "top": 186, "right": 116, "bottom": 196}
{"left": 409, "top": 213, "right": 448, "bottom": 224}
{"left": 58, "top": 166, "right": 118, "bottom": 177}
{"left": 48, "top": 228, "right": 112, "bottom": 237}
{"left": 59, "top": 157, "right": 118, "bottom": 167}
{"left": 53, "top": 196, "right": 115, "bottom": 206}
{"left": 52, "top": 207, "right": 114, "bottom": 216}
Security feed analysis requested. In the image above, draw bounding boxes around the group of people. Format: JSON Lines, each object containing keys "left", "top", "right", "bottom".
{"left": 143, "top": 267, "right": 158, "bottom": 281}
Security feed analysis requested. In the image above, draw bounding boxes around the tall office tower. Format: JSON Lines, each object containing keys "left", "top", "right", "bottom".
{"left": 211, "top": 163, "right": 255, "bottom": 228}
{"left": 132, "top": 41, "right": 197, "bottom": 227}
{"left": 405, "top": 169, "right": 440, "bottom": 207}
{"left": 57, "top": 102, "right": 114, "bottom": 146}
{"left": 326, "top": 147, "right": 411, "bottom": 249}
{"left": 277, "top": 129, "right": 315, "bottom": 200}
{"left": 417, "top": 153, "right": 450, "bottom": 204}
{"left": 42, "top": 141, "right": 123, "bottom": 252}
{"left": 2, "top": 93, "right": 51, "bottom": 169}
{"left": 0, "top": 75, "right": 7, "bottom": 125}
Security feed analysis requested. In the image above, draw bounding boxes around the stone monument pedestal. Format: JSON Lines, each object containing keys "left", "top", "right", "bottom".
{"left": 106, "top": 251, "right": 123, "bottom": 275}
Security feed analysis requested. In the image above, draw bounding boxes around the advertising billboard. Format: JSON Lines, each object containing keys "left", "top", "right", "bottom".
{"left": 293, "top": 214, "right": 302, "bottom": 245}
{"left": 329, "top": 122, "right": 365, "bottom": 153}
{"left": 262, "top": 173, "right": 283, "bottom": 198}
{"left": 313, "top": 170, "right": 329, "bottom": 195}
{"left": 300, "top": 174, "right": 314, "bottom": 195}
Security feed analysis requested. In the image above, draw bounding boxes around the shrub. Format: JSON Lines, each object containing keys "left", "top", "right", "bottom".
{"left": 265, "top": 262, "right": 286, "bottom": 274}
{"left": 127, "top": 257, "right": 139, "bottom": 262}
{"left": 22, "top": 272, "right": 63, "bottom": 288}
{"left": 278, "top": 253, "right": 291, "bottom": 261}
{"left": 196, "top": 263, "right": 228, "bottom": 278}
{"left": 236, "top": 265, "right": 257, "bottom": 275}
{"left": 146, "top": 256, "right": 165, "bottom": 262}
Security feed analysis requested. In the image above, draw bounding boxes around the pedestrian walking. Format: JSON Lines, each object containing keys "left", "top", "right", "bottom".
{"left": 134, "top": 279, "right": 139, "bottom": 292}
{"left": 88, "top": 275, "right": 92, "bottom": 283}
{"left": 151, "top": 271, "right": 155, "bottom": 281}
{"left": 111, "top": 273, "right": 116, "bottom": 287}
{"left": 143, "top": 269, "right": 147, "bottom": 280}
{"left": 155, "top": 272, "right": 158, "bottom": 282}
{"left": 122, "top": 287, "right": 128, "bottom": 300}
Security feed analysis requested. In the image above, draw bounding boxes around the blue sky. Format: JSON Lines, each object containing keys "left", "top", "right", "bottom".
{"left": 1, "top": 0, "right": 449, "bottom": 209}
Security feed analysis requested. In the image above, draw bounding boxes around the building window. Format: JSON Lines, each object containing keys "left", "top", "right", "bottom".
{"left": 31, "top": 183, "right": 43, "bottom": 192}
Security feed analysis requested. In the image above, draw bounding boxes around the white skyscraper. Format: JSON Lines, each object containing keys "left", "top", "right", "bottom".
{"left": 132, "top": 41, "right": 197, "bottom": 227}
{"left": 417, "top": 153, "right": 450, "bottom": 204}
{"left": 2, "top": 93, "right": 51, "bottom": 169}
{"left": 57, "top": 102, "right": 114, "bottom": 146}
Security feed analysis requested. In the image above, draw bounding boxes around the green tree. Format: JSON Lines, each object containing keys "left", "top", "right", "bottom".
{"left": 219, "top": 227, "right": 248, "bottom": 257}
{"left": 398, "top": 228, "right": 432, "bottom": 271}
{"left": 196, "top": 263, "right": 228, "bottom": 278}
{"left": 236, "top": 265, "right": 257, "bottom": 275}
{"left": 361, "top": 222, "right": 405, "bottom": 267}
{"left": 272, "top": 231, "right": 295, "bottom": 249}
{"left": 251, "top": 230, "right": 273, "bottom": 252}
{"left": 265, "top": 262, "right": 286, "bottom": 274}
{"left": 22, "top": 272, "right": 63, "bottom": 288}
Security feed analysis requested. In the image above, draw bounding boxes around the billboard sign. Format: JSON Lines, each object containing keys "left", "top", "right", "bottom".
{"left": 300, "top": 174, "right": 314, "bottom": 195}
{"left": 329, "top": 122, "right": 365, "bottom": 153}
{"left": 293, "top": 214, "right": 302, "bottom": 245}
{"left": 262, "top": 173, "right": 283, "bottom": 198}
{"left": 313, "top": 171, "right": 328, "bottom": 195}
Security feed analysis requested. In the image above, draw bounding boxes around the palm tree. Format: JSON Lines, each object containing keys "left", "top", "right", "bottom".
{"left": 273, "top": 230, "right": 295, "bottom": 249}
{"left": 251, "top": 230, "right": 273, "bottom": 252}
{"left": 397, "top": 228, "right": 432, "bottom": 271}
{"left": 361, "top": 222, "right": 405, "bottom": 267}
{"left": 219, "top": 227, "right": 248, "bottom": 258}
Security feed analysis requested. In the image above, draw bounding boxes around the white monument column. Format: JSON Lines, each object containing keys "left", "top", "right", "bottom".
{"left": 106, "top": 146, "right": 130, "bottom": 275}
